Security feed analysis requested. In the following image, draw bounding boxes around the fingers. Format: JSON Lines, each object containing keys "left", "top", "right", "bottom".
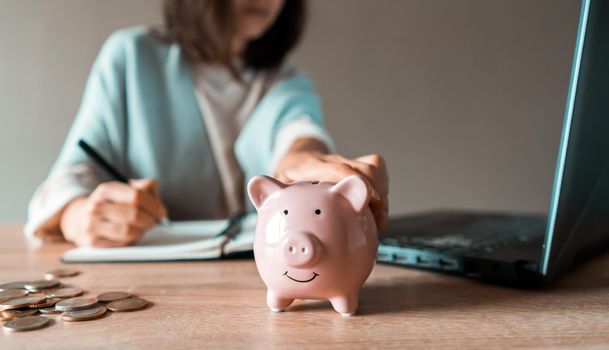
{"left": 86, "top": 201, "right": 156, "bottom": 229}
{"left": 369, "top": 196, "right": 389, "bottom": 230}
{"left": 79, "top": 233, "right": 136, "bottom": 248}
{"left": 83, "top": 218, "right": 143, "bottom": 244}
{"left": 275, "top": 172, "right": 291, "bottom": 184}
{"left": 283, "top": 155, "right": 357, "bottom": 183}
{"left": 281, "top": 152, "right": 390, "bottom": 229}
{"left": 354, "top": 154, "right": 389, "bottom": 195}
{"left": 284, "top": 161, "right": 359, "bottom": 192}
{"left": 320, "top": 154, "right": 389, "bottom": 217}
{"left": 355, "top": 154, "right": 389, "bottom": 229}
{"left": 90, "top": 181, "right": 166, "bottom": 219}
{"left": 130, "top": 178, "right": 158, "bottom": 196}
{"left": 130, "top": 179, "right": 167, "bottom": 218}
{"left": 325, "top": 154, "right": 388, "bottom": 196}
{"left": 74, "top": 179, "right": 166, "bottom": 247}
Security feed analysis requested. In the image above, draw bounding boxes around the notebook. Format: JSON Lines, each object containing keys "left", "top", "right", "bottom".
{"left": 61, "top": 213, "right": 257, "bottom": 263}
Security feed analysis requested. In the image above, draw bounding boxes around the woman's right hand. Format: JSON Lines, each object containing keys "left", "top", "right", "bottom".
{"left": 59, "top": 179, "right": 167, "bottom": 247}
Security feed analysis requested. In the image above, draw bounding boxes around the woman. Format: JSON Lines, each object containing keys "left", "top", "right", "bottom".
{"left": 26, "top": 0, "right": 389, "bottom": 247}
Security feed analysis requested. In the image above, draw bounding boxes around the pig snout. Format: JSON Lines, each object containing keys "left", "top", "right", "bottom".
{"left": 281, "top": 231, "right": 322, "bottom": 269}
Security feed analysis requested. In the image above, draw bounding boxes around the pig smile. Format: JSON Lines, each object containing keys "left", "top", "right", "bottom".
{"left": 283, "top": 271, "right": 319, "bottom": 283}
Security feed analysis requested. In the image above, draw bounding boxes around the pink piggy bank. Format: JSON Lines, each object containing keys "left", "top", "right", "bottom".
{"left": 247, "top": 175, "right": 378, "bottom": 316}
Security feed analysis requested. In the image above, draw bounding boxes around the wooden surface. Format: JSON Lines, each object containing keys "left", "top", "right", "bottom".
{"left": 1, "top": 224, "right": 609, "bottom": 349}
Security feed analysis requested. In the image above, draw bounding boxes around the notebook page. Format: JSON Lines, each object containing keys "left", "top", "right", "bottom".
{"left": 62, "top": 219, "right": 230, "bottom": 263}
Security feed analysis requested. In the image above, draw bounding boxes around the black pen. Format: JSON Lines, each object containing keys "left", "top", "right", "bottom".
{"left": 77, "top": 139, "right": 169, "bottom": 225}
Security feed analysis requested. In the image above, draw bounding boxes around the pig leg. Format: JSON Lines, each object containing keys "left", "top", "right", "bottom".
{"left": 267, "top": 290, "right": 294, "bottom": 312}
{"left": 329, "top": 292, "right": 359, "bottom": 316}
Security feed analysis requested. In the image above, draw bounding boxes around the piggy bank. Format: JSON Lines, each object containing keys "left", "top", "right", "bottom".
{"left": 247, "top": 175, "right": 378, "bottom": 316}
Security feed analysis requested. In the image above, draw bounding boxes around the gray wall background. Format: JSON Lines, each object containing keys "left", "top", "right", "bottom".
{"left": 0, "top": 0, "right": 580, "bottom": 222}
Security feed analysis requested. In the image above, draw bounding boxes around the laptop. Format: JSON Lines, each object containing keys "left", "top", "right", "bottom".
{"left": 378, "top": 0, "right": 609, "bottom": 286}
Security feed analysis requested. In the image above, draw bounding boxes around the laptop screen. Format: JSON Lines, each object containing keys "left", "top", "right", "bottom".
{"left": 541, "top": 0, "right": 609, "bottom": 278}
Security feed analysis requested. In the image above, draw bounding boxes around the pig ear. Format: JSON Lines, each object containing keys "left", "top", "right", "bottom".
{"left": 247, "top": 176, "right": 287, "bottom": 210}
{"left": 330, "top": 175, "right": 371, "bottom": 213}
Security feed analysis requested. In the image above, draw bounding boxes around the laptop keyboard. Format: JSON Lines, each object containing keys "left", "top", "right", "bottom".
{"left": 381, "top": 216, "right": 546, "bottom": 254}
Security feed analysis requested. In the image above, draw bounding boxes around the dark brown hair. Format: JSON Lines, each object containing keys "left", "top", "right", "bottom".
{"left": 162, "top": 0, "right": 306, "bottom": 74}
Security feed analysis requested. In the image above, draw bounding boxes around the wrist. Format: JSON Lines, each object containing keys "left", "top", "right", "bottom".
{"left": 59, "top": 196, "right": 88, "bottom": 240}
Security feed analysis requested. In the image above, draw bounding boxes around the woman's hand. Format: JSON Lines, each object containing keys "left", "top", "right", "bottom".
{"left": 60, "top": 179, "right": 167, "bottom": 247}
{"left": 274, "top": 138, "right": 389, "bottom": 229}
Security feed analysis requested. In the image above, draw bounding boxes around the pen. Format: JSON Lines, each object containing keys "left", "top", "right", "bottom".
{"left": 77, "top": 139, "right": 169, "bottom": 225}
{"left": 215, "top": 212, "right": 249, "bottom": 239}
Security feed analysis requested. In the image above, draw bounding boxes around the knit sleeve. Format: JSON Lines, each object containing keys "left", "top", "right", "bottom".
{"left": 24, "top": 29, "right": 131, "bottom": 240}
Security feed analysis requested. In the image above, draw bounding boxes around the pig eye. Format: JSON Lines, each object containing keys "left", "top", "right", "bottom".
{"left": 283, "top": 210, "right": 288, "bottom": 215}
{"left": 315, "top": 209, "right": 321, "bottom": 215}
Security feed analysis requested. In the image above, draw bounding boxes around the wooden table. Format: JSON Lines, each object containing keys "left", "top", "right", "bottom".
{"left": 1, "top": 224, "right": 609, "bottom": 349}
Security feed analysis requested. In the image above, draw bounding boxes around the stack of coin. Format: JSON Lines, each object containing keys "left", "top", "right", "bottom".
{"left": 0, "top": 268, "right": 150, "bottom": 332}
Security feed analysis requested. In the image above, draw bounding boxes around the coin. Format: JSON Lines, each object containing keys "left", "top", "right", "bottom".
{"left": 106, "top": 298, "right": 148, "bottom": 312}
{"left": 61, "top": 305, "right": 107, "bottom": 322}
{"left": 30, "top": 297, "right": 61, "bottom": 309}
{"left": 46, "top": 287, "right": 83, "bottom": 299}
{"left": 0, "top": 281, "right": 29, "bottom": 291}
{"left": 3, "top": 315, "right": 50, "bottom": 332}
{"left": 24, "top": 279, "right": 60, "bottom": 292}
{"left": 38, "top": 307, "right": 63, "bottom": 315}
{"left": 0, "top": 289, "right": 29, "bottom": 302}
{"left": 45, "top": 268, "right": 80, "bottom": 280}
{"left": 0, "top": 310, "right": 13, "bottom": 321}
{"left": 55, "top": 296, "right": 99, "bottom": 311}
{"left": 97, "top": 291, "right": 131, "bottom": 303}
{"left": 0, "top": 309, "right": 38, "bottom": 321}
{"left": 0, "top": 295, "right": 47, "bottom": 310}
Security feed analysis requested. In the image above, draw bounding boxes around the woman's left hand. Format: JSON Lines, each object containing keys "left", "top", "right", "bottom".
{"left": 274, "top": 141, "right": 389, "bottom": 229}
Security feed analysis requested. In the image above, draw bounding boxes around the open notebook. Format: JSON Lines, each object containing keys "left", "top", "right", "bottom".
{"left": 62, "top": 213, "right": 257, "bottom": 263}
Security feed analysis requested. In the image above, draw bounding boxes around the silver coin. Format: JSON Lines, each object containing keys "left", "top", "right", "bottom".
{"left": 97, "top": 291, "right": 131, "bottom": 303}
{"left": 61, "top": 305, "right": 107, "bottom": 322}
{"left": 3, "top": 315, "right": 50, "bottom": 332}
{"left": 46, "top": 287, "right": 83, "bottom": 299}
{"left": 55, "top": 296, "right": 99, "bottom": 311}
{"left": 0, "top": 281, "right": 29, "bottom": 291}
{"left": 0, "top": 295, "right": 47, "bottom": 310}
{"left": 0, "top": 289, "right": 29, "bottom": 302}
{"left": 45, "top": 268, "right": 80, "bottom": 280}
{"left": 24, "top": 279, "right": 60, "bottom": 292}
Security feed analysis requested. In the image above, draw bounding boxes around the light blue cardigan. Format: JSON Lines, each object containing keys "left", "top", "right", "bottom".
{"left": 43, "top": 27, "right": 327, "bottom": 221}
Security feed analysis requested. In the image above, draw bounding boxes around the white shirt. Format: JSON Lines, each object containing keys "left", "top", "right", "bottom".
{"left": 192, "top": 63, "right": 335, "bottom": 217}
